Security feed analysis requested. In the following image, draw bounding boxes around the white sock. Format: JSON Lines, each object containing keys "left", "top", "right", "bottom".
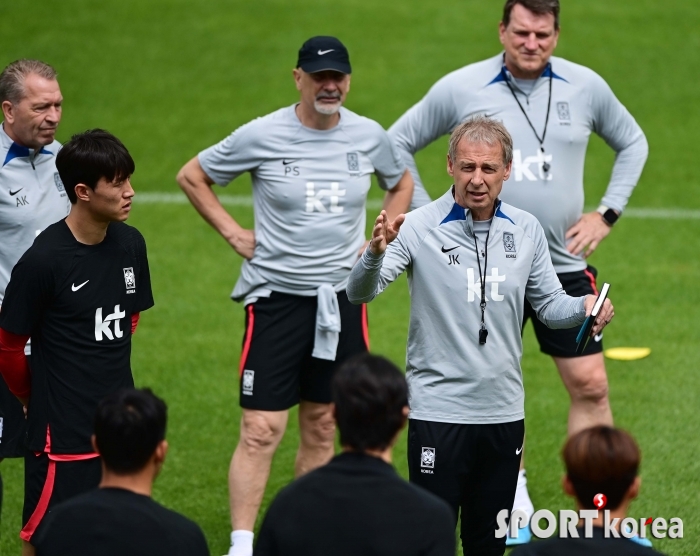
{"left": 228, "top": 530, "right": 254, "bottom": 556}
{"left": 512, "top": 469, "right": 535, "bottom": 521}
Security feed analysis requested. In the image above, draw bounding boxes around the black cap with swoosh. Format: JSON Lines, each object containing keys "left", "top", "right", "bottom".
{"left": 297, "top": 36, "right": 351, "bottom": 74}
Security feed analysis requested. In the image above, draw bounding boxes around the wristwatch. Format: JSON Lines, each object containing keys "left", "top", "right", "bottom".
{"left": 597, "top": 205, "right": 620, "bottom": 227}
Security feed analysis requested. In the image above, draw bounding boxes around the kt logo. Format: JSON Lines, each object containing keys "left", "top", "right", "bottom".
{"left": 305, "top": 182, "right": 345, "bottom": 213}
{"left": 95, "top": 305, "right": 126, "bottom": 341}
{"left": 512, "top": 149, "right": 553, "bottom": 181}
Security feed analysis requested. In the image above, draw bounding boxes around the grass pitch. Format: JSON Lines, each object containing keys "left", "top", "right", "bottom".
{"left": 1, "top": 1, "right": 699, "bottom": 554}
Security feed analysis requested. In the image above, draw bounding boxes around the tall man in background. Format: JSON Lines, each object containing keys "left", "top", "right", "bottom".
{"left": 177, "top": 36, "right": 412, "bottom": 556}
{"left": 389, "top": 0, "right": 648, "bottom": 542}
{"left": 0, "top": 59, "right": 70, "bottom": 529}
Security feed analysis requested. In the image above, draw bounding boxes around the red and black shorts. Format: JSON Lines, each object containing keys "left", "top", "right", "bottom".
{"left": 21, "top": 451, "right": 101, "bottom": 543}
{"left": 523, "top": 265, "right": 603, "bottom": 358}
{"left": 238, "top": 291, "right": 369, "bottom": 411}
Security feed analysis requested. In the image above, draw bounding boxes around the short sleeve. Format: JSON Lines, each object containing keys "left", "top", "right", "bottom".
{"left": 0, "top": 253, "right": 54, "bottom": 335}
{"left": 366, "top": 123, "right": 407, "bottom": 191}
{"left": 134, "top": 235, "right": 154, "bottom": 314}
{"left": 198, "top": 118, "right": 266, "bottom": 186}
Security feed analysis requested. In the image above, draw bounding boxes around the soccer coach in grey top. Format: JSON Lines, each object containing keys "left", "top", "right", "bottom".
{"left": 348, "top": 116, "right": 613, "bottom": 555}
{"left": 176, "top": 36, "right": 413, "bottom": 556}
{"left": 388, "top": 0, "right": 647, "bottom": 538}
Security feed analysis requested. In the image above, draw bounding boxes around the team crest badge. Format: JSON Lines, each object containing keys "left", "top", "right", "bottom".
{"left": 123, "top": 267, "right": 136, "bottom": 292}
{"left": 242, "top": 370, "right": 255, "bottom": 395}
{"left": 503, "top": 232, "right": 516, "bottom": 252}
{"left": 556, "top": 102, "right": 571, "bottom": 122}
{"left": 421, "top": 447, "right": 436, "bottom": 468}
{"left": 53, "top": 172, "right": 65, "bottom": 193}
{"left": 347, "top": 152, "right": 359, "bottom": 173}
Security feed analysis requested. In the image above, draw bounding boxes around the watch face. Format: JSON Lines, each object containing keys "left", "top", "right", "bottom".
{"left": 603, "top": 209, "right": 619, "bottom": 225}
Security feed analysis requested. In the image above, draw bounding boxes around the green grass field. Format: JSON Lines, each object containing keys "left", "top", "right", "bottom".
{"left": 1, "top": 0, "right": 699, "bottom": 554}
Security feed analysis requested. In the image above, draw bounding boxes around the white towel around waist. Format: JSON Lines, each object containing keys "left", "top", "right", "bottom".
{"left": 312, "top": 284, "right": 341, "bottom": 361}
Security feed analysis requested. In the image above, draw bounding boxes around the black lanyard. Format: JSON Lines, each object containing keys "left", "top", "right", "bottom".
{"left": 501, "top": 62, "right": 553, "bottom": 174}
{"left": 473, "top": 230, "right": 490, "bottom": 345}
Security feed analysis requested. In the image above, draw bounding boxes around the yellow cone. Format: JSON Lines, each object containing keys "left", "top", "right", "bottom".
{"left": 604, "top": 347, "right": 651, "bottom": 361}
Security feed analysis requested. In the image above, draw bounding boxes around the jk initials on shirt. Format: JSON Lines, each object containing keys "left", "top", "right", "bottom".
{"left": 467, "top": 268, "right": 506, "bottom": 302}
{"left": 95, "top": 305, "right": 126, "bottom": 341}
{"left": 305, "top": 182, "right": 345, "bottom": 213}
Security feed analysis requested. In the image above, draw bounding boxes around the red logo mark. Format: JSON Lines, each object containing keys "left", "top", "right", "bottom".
{"left": 645, "top": 517, "right": 653, "bottom": 526}
{"left": 593, "top": 493, "right": 607, "bottom": 509}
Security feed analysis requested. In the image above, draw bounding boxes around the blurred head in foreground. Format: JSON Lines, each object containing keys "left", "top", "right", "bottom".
{"left": 563, "top": 425, "right": 641, "bottom": 512}
{"left": 93, "top": 388, "right": 168, "bottom": 480}
{"left": 332, "top": 352, "right": 408, "bottom": 458}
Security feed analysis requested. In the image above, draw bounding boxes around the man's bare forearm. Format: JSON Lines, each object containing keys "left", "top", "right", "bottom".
{"left": 176, "top": 157, "right": 246, "bottom": 243}
{"left": 381, "top": 169, "right": 414, "bottom": 221}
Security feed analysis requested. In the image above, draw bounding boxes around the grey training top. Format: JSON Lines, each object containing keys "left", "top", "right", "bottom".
{"left": 199, "top": 105, "right": 406, "bottom": 303}
{"left": 0, "top": 124, "right": 70, "bottom": 304}
{"left": 389, "top": 53, "right": 648, "bottom": 273}
{"left": 347, "top": 189, "right": 586, "bottom": 424}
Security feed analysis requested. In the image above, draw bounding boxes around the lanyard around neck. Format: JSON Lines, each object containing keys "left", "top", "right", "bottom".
{"left": 473, "top": 230, "right": 490, "bottom": 345}
{"left": 501, "top": 62, "right": 553, "bottom": 174}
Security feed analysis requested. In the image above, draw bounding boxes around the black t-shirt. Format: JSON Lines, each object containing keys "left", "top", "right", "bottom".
{"left": 255, "top": 452, "right": 456, "bottom": 556}
{"left": 33, "top": 487, "right": 209, "bottom": 556}
{"left": 511, "top": 525, "right": 665, "bottom": 556}
{"left": 0, "top": 220, "right": 154, "bottom": 453}
{"left": 0, "top": 379, "right": 25, "bottom": 458}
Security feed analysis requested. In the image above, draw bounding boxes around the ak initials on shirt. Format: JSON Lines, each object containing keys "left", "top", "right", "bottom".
{"left": 95, "top": 305, "right": 126, "bottom": 341}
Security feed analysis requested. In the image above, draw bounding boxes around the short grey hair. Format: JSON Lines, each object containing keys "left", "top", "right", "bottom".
{"left": 0, "top": 59, "right": 58, "bottom": 104}
{"left": 448, "top": 115, "right": 513, "bottom": 166}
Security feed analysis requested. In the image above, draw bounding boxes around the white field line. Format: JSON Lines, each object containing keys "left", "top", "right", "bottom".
{"left": 134, "top": 192, "right": 700, "bottom": 220}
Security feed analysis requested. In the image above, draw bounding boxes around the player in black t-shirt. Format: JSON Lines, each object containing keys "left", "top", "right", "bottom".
{"left": 33, "top": 388, "right": 209, "bottom": 556}
{"left": 255, "top": 353, "right": 455, "bottom": 556}
{"left": 0, "top": 129, "right": 154, "bottom": 553}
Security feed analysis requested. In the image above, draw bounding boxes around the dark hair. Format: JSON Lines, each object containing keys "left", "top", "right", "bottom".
{"left": 502, "top": 0, "right": 560, "bottom": 30}
{"left": 94, "top": 388, "right": 167, "bottom": 474}
{"left": 56, "top": 129, "right": 135, "bottom": 204}
{"left": 332, "top": 353, "right": 408, "bottom": 452}
{"left": 563, "top": 426, "right": 640, "bottom": 510}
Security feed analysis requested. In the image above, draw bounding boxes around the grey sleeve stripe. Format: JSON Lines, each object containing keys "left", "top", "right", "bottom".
{"left": 347, "top": 249, "right": 384, "bottom": 304}
{"left": 536, "top": 294, "right": 586, "bottom": 329}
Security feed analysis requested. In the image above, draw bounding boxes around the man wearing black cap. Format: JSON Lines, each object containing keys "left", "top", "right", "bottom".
{"left": 176, "top": 36, "right": 413, "bottom": 556}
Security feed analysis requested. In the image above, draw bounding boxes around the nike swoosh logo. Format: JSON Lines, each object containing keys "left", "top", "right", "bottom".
{"left": 9, "top": 188, "right": 23, "bottom": 196}
{"left": 594, "top": 333, "right": 603, "bottom": 342}
{"left": 441, "top": 245, "right": 460, "bottom": 253}
{"left": 317, "top": 49, "right": 334, "bottom": 55}
{"left": 282, "top": 159, "right": 300, "bottom": 165}
{"left": 71, "top": 280, "right": 89, "bottom": 292}
{"left": 516, "top": 444, "right": 524, "bottom": 455}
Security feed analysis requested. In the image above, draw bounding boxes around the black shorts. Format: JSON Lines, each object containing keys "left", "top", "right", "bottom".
{"left": 408, "top": 419, "right": 524, "bottom": 556}
{"left": 22, "top": 451, "right": 101, "bottom": 543}
{"left": 238, "top": 291, "right": 369, "bottom": 411}
{"left": 0, "top": 381, "right": 26, "bottom": 458}
{"left": 523, "top": 265, "right": 603, "bottom": 358}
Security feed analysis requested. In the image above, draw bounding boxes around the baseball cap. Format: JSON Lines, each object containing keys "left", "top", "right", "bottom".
{"left": 297, "top": 36, "right": 351, "bottom": 74}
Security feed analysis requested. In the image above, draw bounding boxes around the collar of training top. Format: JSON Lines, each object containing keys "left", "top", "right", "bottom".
{"left": 297, "top": 36, "right": 352, "bottom": 74}
{"left": 486, "top": 54, "right": 568, "bottom": 86}
{"left": 0, "top": 124, "right": 54, "bottom": 167}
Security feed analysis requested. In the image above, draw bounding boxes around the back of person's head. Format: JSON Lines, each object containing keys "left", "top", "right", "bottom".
{"left": 332, "top": 353, "right": 408, "bottom": 452}
{"left": 56, "top": 128, "right": 135, "bottom": 204}
{"left": 94, "top": 388, "right": 167, "bottom": 474}
{"left": 563, "top": 425, "right": 640, "bottom": 510}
